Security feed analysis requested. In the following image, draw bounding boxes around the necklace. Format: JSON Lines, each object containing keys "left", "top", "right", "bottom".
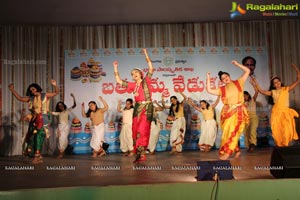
{"left": 133, "top": 82, "right": 141, "bottom": 96}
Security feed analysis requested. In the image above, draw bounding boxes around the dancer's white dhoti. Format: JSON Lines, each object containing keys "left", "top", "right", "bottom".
{"left": 147, "top": 120, "right": 161, "bottom": 152}
{"left": 57, "top": 122, "right": 70, "bottom": 151}
{"left": 90, "top": 122, "right": 105, "bottom": 152}
{"left": 170, "top": 117, "right": 186, "bottom": 152}
{"left": 199, "top": 119, "right": 217, "bottom": 146}
{"left": 120, "top": 123, "right": 134, "bottom": 152}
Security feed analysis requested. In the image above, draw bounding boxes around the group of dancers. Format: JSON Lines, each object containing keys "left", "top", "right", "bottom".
{"left": 8, "top": 48, "right": 300, "bottom": 164}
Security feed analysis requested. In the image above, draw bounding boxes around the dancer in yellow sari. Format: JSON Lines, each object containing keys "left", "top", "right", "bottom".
{"left": 251, "top": 64, "right": 300, "bottom": 147}
{"left": 206, "top": 60, "right": 250, "bottom": 160}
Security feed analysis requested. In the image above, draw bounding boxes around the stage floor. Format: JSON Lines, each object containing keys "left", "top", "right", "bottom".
{"left": 0, "top": 148, "right": 274, "bottom": 191}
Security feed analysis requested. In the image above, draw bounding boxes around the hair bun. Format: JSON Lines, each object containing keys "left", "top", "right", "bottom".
{"left": 218, "top": 71, "right": 223, "bottom": 76}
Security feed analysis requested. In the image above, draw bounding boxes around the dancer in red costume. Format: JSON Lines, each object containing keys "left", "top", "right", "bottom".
{"left": 113, "top": 48, "right": 154, "bottom": 163}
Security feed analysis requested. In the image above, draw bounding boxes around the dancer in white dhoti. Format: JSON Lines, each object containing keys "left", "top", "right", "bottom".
{"left": 188, "top": 96, "right": 220, "bottom": 152}
{"left": 82, "top": 96, "right": 109, "bottom": 158}
{"left": 117, "top": 98, "right": 134, "bottom": 156}
{"left": 51, "top": 93, "right": 76, "bottom": 158}
{"left": 147, "top": 100, "right": 164, "bottom": 154}
{"left": 162, "top": 92, "right": 188, "bottom": 154}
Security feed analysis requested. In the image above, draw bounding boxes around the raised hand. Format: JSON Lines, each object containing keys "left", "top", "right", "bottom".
{"left": 294, "top": 64, "right": 300, "bottom": 81}
{"left": 113, "top": 61, "right": 118, "bottom": 68}
{"left": 51, "top": 79, "right": 57, "bottom": 86}
{"left": 206, "top": 72, "right": 211, "bottom": 79}
{"left": 143, "top": 48, "right": 148, "bottom": 56}
{"left": 231, "top": 60, "right": 238, "bottom": 66}
{"left": 8, "top": 83, "right": 14, "bottom": 91}
{"left": 143, "top": 48, "right": 150, "bottom": 62}
{"left": 187, "top": 97, "right": 193, "bottom": 104}
{"left": 292, "top": 63, "right": 300, "bottom": 74}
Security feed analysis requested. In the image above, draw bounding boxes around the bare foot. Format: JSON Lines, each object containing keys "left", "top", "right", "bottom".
{"left": 219, "top": 153, "right": 230, "bottom": 160}
{"left": 170, "top": 150, "right": 178, "bottom": 154}
{"left": 170, "top": 147, "right": 177, "bottom": 154}
{"left": 91, "top": 151, "right": 98, "bottom": 158}
{"left": 128, "top": 151, "right": 135, "bottom": 156}
{"left": 32, "top": 156, "right": 43, "bottom": 164}
{"left": 234, "top": 151, "right": 241, "bottom": 158}
{"left": 247, "top": 144, "right": 255, "bottom": 153}
{"left": 57, "top": 154, "right": 63, "bottom": 159}
{"left": 205, "top": 145, "right": 211, "bottom": 152}
{"left": 98, "top": 150, "right": 106, "bottom": 157}
{"left": 57, "top": 152, "right": 64, "bottom": 159}
{"left": 198, "top": 144, "right": 205, "bottom": 152}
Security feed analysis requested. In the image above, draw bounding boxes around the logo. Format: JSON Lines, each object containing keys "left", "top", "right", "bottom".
{"left": 230, "top": 2, "right": 247, "bottom": 19}
{"left": 163, "top": 56, "right": 174, "bottom": 66}
{"left": 229, "top": 2, "right": 298, "bottom": 18}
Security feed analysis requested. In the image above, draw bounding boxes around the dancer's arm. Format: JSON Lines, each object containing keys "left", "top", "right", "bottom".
{"left": 178, "top": 92, "right": 188, "bottom": 104}
{"left": 232, "top": 60, "right": 250, "bottom": 83}
{"left": 211, "top": 95, "right": 220, "bottom": 108}
{"left": 70, "top": 93, "right": 76, "bottom": 109}
{"left": 20, "top": 108, "right": 31, "bottom": 122}
{"left": 161, "top": 96, "right": 170, "bottom": 109}
{"left": 143, "top": 48, "right": 154, "bottom": 74}
{"left": 250, "top": 77, "right": 271, "bottom": 96}
{"left": 206, "top": 72, "right": 219, "bottom": 96}
{"left": 113, "top": 61, "right": 122, "bottom": 84}
{"left": 187, "top": 98, "right": 202, "bottom": 112}
{"left": 100, "top": 96, "right": 109, "bottom": 112}
{"left": 117, "top": 100, "right": 122, "bottom": 113}
{"left": 288, "top": 64, "right": 300, "bottom": 91}
{"left": 8, "top": 83, "right": 29, "bottom": 102}
{"left": 46, "top": 80, "right": 60, "bottom": 98}
{"left": 81, "top": 103, "right": 87, "bottom": 118}
{"left": 153, "top": 100, "right": 164, "bottom": 111}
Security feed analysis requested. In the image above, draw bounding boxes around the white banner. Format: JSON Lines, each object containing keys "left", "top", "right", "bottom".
{"left": 65, "top": 47, "right": 269, "bottom": 129}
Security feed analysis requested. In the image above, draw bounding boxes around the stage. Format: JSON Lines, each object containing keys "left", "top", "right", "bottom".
{"left": 2, "top": 147, "right": 300, "bottom": 200}
{"left": 0, "top": 148, "right": 275, "bottom": 190}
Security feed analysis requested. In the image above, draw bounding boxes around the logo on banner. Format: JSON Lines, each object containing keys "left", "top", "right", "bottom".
{"left": 163, "top": 57, "right": 174, "bottom": 66}
{"left": 230, "top": 2, "right": 247, "bottom": 19}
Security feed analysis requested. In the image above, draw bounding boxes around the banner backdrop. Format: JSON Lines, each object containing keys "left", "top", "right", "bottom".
{"left": 64, "top": 47, "right": 271, "bottom": 153}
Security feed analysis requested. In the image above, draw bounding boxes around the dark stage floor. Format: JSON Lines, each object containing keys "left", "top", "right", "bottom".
{"left": 0, "top": 148, "right": 275, "bottom": 191}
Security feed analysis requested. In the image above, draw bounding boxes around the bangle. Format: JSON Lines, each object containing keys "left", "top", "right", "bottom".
{"left": 114, "top": 72, "right": 119, "bottom": 76}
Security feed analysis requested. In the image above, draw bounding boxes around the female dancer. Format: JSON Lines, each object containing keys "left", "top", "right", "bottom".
{"left": 82, "top": 96, "right": 109, "bottom": 157}
{"left": 188, "top": 96, "right": 220, "bottom": 152}
{"left": 8, "top": 80, "right": 59, "bottom": 164}
{"left": 161, "top": 92, "right": 187, "bottom": 154}
{"left": 250, "top": 64, "right": 300, "bottom": 147}
{"left": 206, "top": 61, "right": 250, "bottom": 160}
{"left": 117, "top": 98, "right": 134, "bottom": 156}
{"left": 51, "top": 93, "right": 76, "bottom": 158}
{"left": 113, "top": 48, "right": 154, "bottom": 163}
